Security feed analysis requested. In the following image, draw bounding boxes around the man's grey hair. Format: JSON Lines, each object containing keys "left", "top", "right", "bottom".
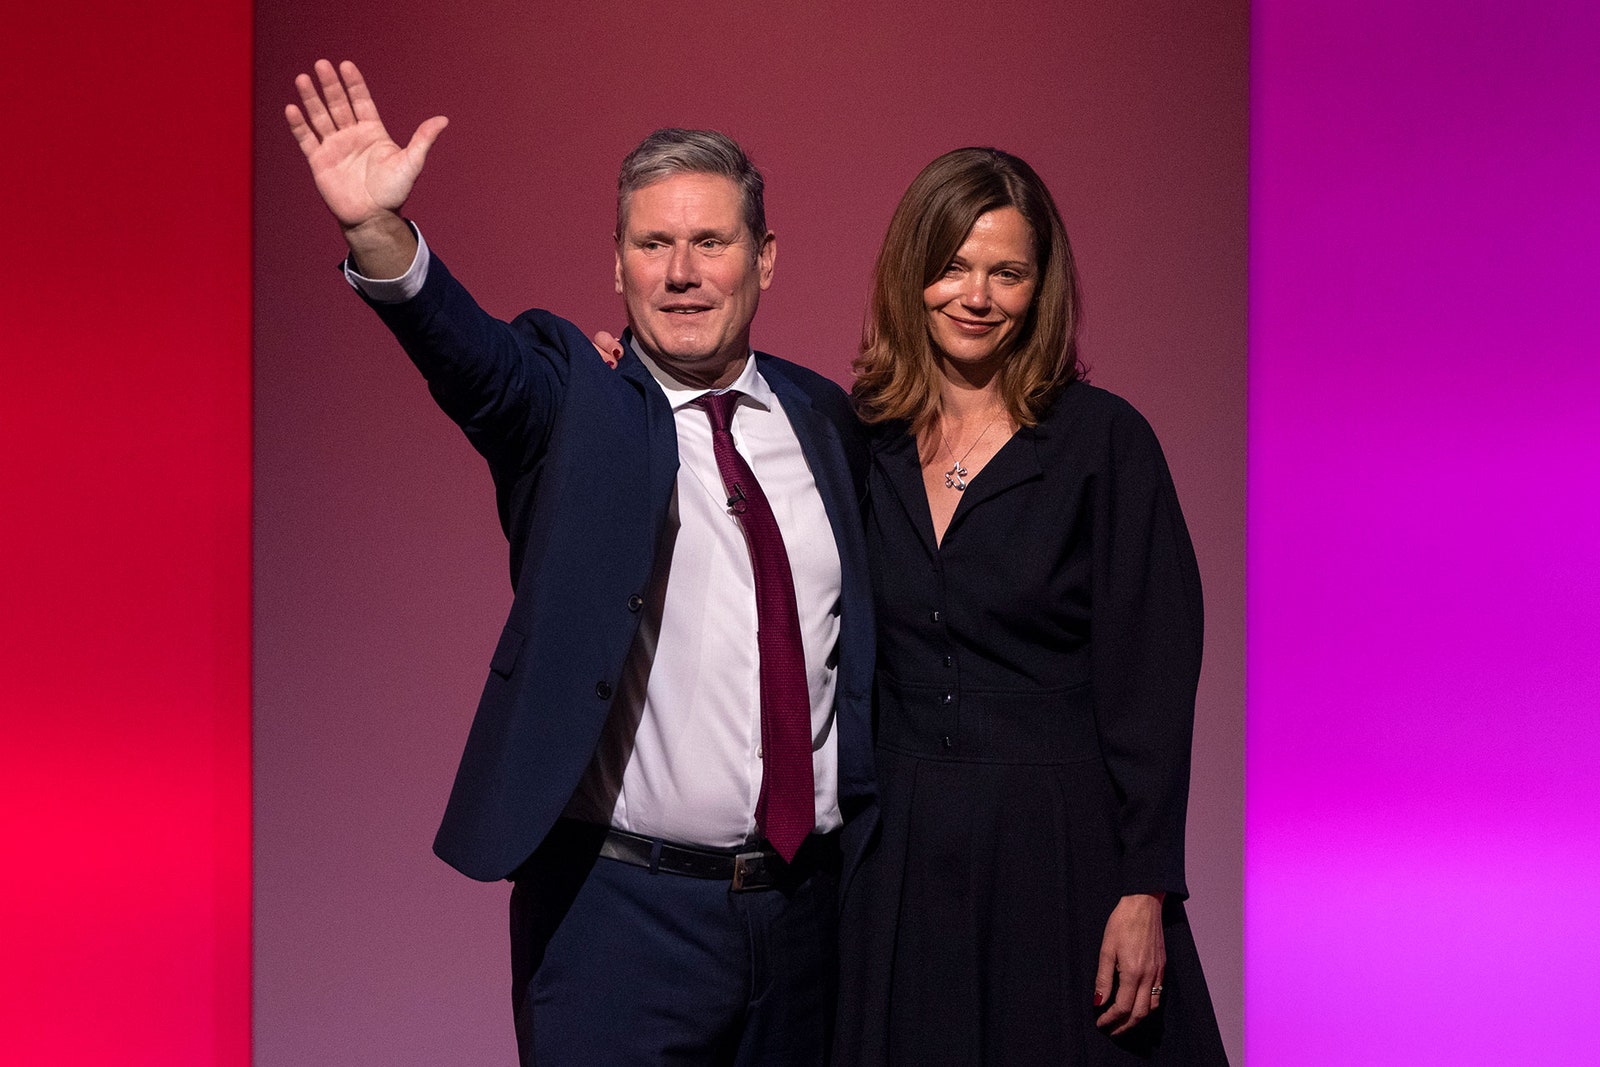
{"left": 616, "top": 128, "right": 767, "bottom": 245}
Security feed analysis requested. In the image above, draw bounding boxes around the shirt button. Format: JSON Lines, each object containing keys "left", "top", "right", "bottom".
{"left": 931, "top": 610, "right": 942, "bottom": 623}
{"left": 627, "top": 594, "right": 644, "bottom": 612}
{"left": 595, "top": 681, "right": 613, "bottom": 700}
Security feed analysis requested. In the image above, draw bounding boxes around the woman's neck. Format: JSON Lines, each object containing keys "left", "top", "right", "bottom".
{"left": 938, "top": 380, "right": 1007, "bottom": 425}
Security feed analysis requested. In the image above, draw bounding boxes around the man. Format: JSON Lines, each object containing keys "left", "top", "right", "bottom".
{"left": 286, "top": 60, "right": 875, "bottom": 1065}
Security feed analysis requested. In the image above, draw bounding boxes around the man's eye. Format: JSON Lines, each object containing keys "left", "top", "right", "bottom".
{"left": 699, "top": 240, "right": 726, "bottom": 252}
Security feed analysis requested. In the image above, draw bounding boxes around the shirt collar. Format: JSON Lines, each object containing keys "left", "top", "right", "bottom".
{"left": 631, "top": 339, "right": 774, "bottom": 413}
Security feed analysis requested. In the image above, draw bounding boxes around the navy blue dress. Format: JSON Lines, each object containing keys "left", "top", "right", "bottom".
{"left": 837, "top": 382, "right": 1228, "bottom": 1066}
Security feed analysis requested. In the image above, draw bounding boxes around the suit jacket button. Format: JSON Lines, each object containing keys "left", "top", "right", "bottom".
{"left": 627, "top": 594, "right": 644, "bottom": 612}
{"left": 595, "top": 681, "right": 613, "bottom": 700}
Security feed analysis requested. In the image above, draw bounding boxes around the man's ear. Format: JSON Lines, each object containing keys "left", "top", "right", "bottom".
{"left": 758, "top": 231, "right": 776, "bottom": 291}
{"left": 614, "top": 239, "right": 624, "bottom": 295}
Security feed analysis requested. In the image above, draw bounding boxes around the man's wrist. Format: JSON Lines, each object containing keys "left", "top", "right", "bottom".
{"left": 342, "top": 212, "right": 417, "bottom": 280}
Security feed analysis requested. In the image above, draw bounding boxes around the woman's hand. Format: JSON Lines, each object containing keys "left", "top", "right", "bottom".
{"left": 591, "top": 331, "right": 624, "bottom": 367}
{"left": 1093, "top": 892, "right": 1166, "bottom": 1035}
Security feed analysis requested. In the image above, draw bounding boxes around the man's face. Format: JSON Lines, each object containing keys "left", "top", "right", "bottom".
{"left": 614, "top": 173, "right": 776, "bottom": 389}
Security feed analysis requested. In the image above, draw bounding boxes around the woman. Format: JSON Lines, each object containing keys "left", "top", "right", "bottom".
{"left": 838, "top": 148, "right": 1228, "bottom": 1065}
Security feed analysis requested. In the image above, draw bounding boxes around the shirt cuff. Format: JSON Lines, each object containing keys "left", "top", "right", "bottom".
{"left": 342, "top": 224, "right": 430, "bottom": 303}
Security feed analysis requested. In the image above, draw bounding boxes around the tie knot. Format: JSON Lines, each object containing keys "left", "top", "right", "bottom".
{"left": 699, "top": 390, "right": 742, "bottom": 432}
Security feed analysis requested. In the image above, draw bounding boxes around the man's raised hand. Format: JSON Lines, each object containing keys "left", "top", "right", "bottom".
{"left": 285, "top": 60, "right": 447, "bottom": 257}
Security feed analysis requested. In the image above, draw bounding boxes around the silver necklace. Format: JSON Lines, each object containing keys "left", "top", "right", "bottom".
{"left": 941, "top": 416, "right": 999, "bottom": 491}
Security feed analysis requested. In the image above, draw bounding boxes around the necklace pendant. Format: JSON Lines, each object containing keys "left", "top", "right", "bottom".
{"left": 944, "top": 461, "right": 969, "bottom": 491}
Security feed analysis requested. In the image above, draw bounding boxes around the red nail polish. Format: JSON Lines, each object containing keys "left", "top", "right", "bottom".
{"left": 1093, "top": 993, "right": 1104, "bottom": 1007}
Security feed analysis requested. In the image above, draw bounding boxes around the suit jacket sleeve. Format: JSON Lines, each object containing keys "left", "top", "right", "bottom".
{"left": 357, "top": 249, "right": 573, "bottom": 480}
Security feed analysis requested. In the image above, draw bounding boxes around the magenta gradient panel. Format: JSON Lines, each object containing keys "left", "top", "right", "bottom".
{"left": 1250, "top": 1, "right": 1600, "bottom": 1062}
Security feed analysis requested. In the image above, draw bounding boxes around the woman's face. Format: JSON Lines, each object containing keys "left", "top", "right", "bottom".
{"left": 922, "top": 206, "right": 1039, "bottom": 371}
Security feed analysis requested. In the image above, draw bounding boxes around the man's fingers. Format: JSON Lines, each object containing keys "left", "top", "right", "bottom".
{"left": 295, "top": 71, "right": 336, "bottom": 139}
{"left": 341, "top": 60, "right": 382, "bottom": 123}
{"left": 285, "top": 104, "right": 320, "bottom": 157}
{"left": 404, "top": 116, "right": 450, "bottom": 171}
{"left": 315, "top": 58, "right": 357, "bottom": 129}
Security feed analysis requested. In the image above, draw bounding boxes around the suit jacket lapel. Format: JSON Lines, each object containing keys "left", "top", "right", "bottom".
{"left": 616, "top": 330, "right": 681, "bottom": 517}
{"left": 759, "top": 361, "right": 851, "bottom": 547}
{"left": 759, "top": 358, "right": 873, "bottom": 714}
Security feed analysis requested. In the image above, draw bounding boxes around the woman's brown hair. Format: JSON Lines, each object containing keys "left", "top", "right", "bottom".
{"left": 853, "top": 148, "right": 1083, "bottom": 432}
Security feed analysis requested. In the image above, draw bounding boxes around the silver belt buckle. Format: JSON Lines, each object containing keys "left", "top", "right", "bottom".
{"left": 731, "top": 851, "right": 771, "bottom": 892}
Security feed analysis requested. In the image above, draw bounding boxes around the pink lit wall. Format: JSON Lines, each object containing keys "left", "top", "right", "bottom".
{"left": 3, "top": 2, "right": 252, "bottom": 1063}
{"left": 1249, "top": 1, "right": 1600, "bottom": 1062}
{"left": 253, "top": 1, "right": 1244, "bottom": 1063}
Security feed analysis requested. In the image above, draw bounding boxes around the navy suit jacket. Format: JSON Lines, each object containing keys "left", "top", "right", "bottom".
{"left": 361, "top": 252, "right": 877, "bottom": 883}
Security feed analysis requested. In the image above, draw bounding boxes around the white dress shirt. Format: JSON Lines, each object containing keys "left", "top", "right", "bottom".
{"left": 347, "top": 233, "right": 844, "bottom": 848}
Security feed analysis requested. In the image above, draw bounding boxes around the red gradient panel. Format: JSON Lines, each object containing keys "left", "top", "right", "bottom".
{"left": 1, "top": 4, "right": 251, "bottom": 1064}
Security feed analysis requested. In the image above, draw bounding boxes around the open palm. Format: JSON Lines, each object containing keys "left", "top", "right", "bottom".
{"left": 285, "top": 60, "right": 447, "bottom": 230}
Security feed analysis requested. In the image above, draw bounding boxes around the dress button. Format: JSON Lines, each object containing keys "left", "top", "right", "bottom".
{"left": 940, "top": 735, "right": 953, "bottom": 750}
{"left": 627, "top": 594, "right": 644, "bottom": 612}
{"left": 942, "top": 693, "right": 954, "bottom": 705}
{"left": 931, "top": 610, "right": 942, "bottom": 623}
{"left": 595, "top": 681, "right": 613, "bottom": 700}
{"left": 943, "top": 656, "right": 954, "bottom": 668}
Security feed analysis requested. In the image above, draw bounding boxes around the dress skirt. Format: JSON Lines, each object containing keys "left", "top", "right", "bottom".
{"left": 836, "top": 678, "right": 1228, "bottom": 1066}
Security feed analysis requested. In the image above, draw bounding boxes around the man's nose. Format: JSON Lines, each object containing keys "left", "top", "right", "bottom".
{"left": 665, "top": 243, "right": 698, "bottom": 288}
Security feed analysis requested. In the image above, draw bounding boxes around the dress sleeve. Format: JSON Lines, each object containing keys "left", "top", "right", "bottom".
{"left": 1089, "top": 400, "right": 1204, "bottom": 899}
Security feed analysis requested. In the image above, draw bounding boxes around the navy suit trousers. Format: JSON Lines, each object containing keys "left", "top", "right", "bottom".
{"left": 510, "top": 824, "right": 840, "bottom": 1066}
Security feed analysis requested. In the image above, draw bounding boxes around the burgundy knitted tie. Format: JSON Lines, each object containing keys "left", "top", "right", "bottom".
{"left": 699, "top": 391, "right": 815, "bottom": 862}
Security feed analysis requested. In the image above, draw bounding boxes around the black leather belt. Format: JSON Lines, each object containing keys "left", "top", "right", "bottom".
{"left": 587, "top": 824, "right": 838, "bottom": 892}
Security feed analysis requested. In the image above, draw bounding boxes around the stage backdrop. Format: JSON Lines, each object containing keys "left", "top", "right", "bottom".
{"left": 252, "top": 1, "right": 1246, "bottom": 1064}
